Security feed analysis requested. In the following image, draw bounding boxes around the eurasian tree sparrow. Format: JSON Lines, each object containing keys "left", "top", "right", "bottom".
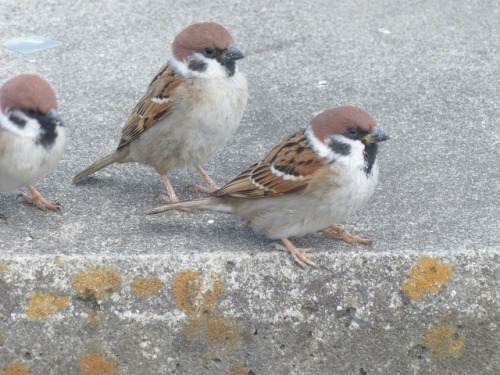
{"left": 148, "top": 106, "right": 389, "bottom": 268}
{"left": 73, "top": 22, "right": 248, "bottom": 203}
{"left": 0, "top": 74, "right": 67, "bottom": 217}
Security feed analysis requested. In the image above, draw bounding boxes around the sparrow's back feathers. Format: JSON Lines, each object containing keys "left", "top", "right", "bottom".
{"left": 117, "top": 64, "right": 182, "bottom": 150}
{"left": 216, "top": 130, "right": 327, "bottom": 198}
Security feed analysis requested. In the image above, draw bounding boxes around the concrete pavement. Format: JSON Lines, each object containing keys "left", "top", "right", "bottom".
{"left": 1, "top": 0, "right": 499, "bottom": 373}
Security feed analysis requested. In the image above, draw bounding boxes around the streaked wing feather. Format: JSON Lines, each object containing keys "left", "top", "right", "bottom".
{"left": 117, "top": 63, "right": 182, "bottom": 149}
{"left": 216, "top": 130, "right": 327, "bottom": 198}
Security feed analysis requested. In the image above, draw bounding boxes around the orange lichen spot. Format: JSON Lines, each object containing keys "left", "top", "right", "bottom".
{"left": 173, "top": 269, "right": 203, "bottom": 312}
{"left": 423, "top": 325, "right": 465, "bottom": 360}
{"left": 227, "top": 363, "right": 252, "bottom": 375}
{"left": 402, "top": 256, "right": 452, "bottom": 300}
{"left": 131, "top": 276, "right": 164, "bottom": 298}
{"left": 26, "top": 292, "right": 69, "bottom": 320}
{"left": 173, "top": 270, "right": 239, "bottom": 349}
{"left": 206, "top": 316, "right": 239, "bottom": 347}
{"left": 201, "top": 278, "right": 223, "bottom": 310}
{"left": 80, "top": 352, "right": 117, "bottom": 375}
{"left": 0, "top": 263, "right": 7, "bottom": 272}
{"left": 72, "top": 267, "right": 122, "bottom": 302}
{"left": 1, "top": 363, "right": 32, "bottom": 375}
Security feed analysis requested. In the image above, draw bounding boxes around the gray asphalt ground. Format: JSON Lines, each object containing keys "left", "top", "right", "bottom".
{"left": 0, "top": 0, "right": 499, "bottom": 374}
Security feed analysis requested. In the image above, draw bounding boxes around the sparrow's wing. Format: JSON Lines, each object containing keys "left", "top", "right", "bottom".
{"left": 216, "top": 130, "right": 328, "bottom": 198}
{"left": 117, "top": 63, "right": 183, "bottom": 149}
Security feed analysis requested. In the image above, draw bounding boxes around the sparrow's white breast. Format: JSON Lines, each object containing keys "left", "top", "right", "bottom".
{"left": 0, "top": 120, "right": 67, "bottom": 192}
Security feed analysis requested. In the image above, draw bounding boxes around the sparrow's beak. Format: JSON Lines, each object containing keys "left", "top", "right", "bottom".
{"left": 363, "top": 129, "right": 390, "bottom": 143}
{"left": 47, "top": 110, "right": 64, "bottom": 126}
{"left": 221, "top": 46, "right": 245, "bottom": 62}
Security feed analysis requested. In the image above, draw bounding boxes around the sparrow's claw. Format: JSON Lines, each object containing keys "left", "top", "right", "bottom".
{"left": 194, "top": 165, "right": 219, "bottom": 193}
{"left": 20, "top": 185, "right": 61, "bottom": 212}
{"left": 272, "top": 238, "right": 319, "bottom": 268}
{"left": 192, "top": 183, "right": 219, "bottom": 193}
{"left": 157, "top": 194, "right": 179, "bottom": 204}
{"left": 0, "top": 212, "right": 6, "bottom": 221}
{"left": 320, "top": 225, "right": 372, "bottom": 245}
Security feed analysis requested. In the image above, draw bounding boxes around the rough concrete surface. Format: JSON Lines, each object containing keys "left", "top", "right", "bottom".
{"left": 0, "top": 0, "right": 499, "bottom": 374}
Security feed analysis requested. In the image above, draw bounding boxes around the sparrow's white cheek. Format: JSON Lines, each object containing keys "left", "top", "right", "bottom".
{"left": 0, "top": 111, "right": 41, "bottom": 140}
{"left": 305, "top": 127, "right": 336, "bottom": 162}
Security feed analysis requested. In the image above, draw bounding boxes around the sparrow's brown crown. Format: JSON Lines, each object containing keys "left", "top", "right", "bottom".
{"left": 0, "top": 74, "right": 57, "bottom": 115}
{"left": 310, "top": 106, "right": 376, "bottom": 142}
{"left": 172, "top": 22, "right": 236, "bottom": 61}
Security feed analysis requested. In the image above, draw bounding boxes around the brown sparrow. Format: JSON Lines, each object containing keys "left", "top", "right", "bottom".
{"left": 147, "top": 106, "right": 389, "bottom": 268}
{"left": 0, "top": 74, "right": 67, "bottom": 218}
{"left": 73, "top": 22, "right": 248, "bottom": 203}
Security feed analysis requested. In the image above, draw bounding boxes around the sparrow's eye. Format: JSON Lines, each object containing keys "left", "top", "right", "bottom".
{"left": 347, "top": 128, "right": 358, "bottom": 136}
{"left": 203, "top": 48, "right": 216, "bottom": 58}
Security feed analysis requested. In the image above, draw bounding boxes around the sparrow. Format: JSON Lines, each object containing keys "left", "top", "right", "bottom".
{"left": 147, "top": 106, "right": 389, "bottom": 268}
{"left": 73, "top": 22, "right": 248, "bottom": 203}
{"left": 0, "top": 74, "right": 67, "bottom": 218}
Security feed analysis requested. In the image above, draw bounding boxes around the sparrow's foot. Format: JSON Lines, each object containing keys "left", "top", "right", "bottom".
{"left": 194, "top": 164, "right": 219, "bottom": 193}
{"left": 272, "top": 238, "right": 319, "bottom": 268}
{"left": 160, "top": 174, "right": 181, "bottom": 202}
{"left": 0, "top": 212, "right": 6, "bottom": 221}
{"left": 158, "top": 176, "right": 191, "bottom": 211}
{"left": 20, "top": 185, "right": 61, "bottom": 212}
{"left": 157, "top": 194, "right": 179, "bottom": 204}
{"left": 192, "top": 182, "right": 219, "bottom": 193}
{"left": 320, "top": 225, "right": 372, "bottom": 245}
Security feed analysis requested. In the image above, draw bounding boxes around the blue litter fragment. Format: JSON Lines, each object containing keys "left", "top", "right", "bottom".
{"left": 5, "top": 34, "right": 62, "bottom": 54}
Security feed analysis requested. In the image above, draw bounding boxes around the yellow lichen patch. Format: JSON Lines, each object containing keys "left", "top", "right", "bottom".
{"left": 80, "top": 352, "right": 117, "bottom": 375}
{"left": 402, "top": 256, "right": 453, "bottom": 300}
{"left": 173, "top": 269, "right": 203, "bottom": 312}
{"left": 1, "top": 364, "right": 32, "bottom": 375}
{"left": 72, "top": 267, "right": 122, "bottom": 302}
{"left": 423, "top": 325, "right": 465, "bottom": 360}
{"left": 0, "top": 263, "right": 7, "bottom": 272}
{"left": 26, "top": 292, "right": 69, "bottom": 320}
{"left": 173, "top": 270, "right": 239, "bottom": 349}
{"left": 227, "top": 363, "right": 252, "bottom": 375}
{"left": 131, "top": 276, "right": 164, "bottom": 298}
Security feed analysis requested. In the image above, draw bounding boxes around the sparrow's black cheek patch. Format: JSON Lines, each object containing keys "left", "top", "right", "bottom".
{"left": 8, "top": 113, "right": 27, "bottom": 128}
{"left": 328, "top": 139, "right": 351, "bottom": 156}
{"left": 188, "top": 59, "right": 207, "bottom": 72}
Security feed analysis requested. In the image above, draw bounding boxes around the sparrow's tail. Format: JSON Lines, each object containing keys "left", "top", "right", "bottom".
{"left": 146, "top": 197, "right": 232, "bottom": 215}
{"left": 73, "top": 151, "right": 124, "bottom": 183}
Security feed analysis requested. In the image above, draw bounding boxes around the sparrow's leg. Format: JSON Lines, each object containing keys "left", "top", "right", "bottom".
{"left": 159, "top": 175, "right": 180, "bottom": 204}
{"left": 273, "top": 238, "right": 319, "bottom": 268}
{"left": 320, "top": 225, "right": 372, "bottom": 245}
{"left": 192, "top": 164, "right": 219, "bottom": 193}
{"left": 20, "top": 185, "right": 61, "bottom": 212}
